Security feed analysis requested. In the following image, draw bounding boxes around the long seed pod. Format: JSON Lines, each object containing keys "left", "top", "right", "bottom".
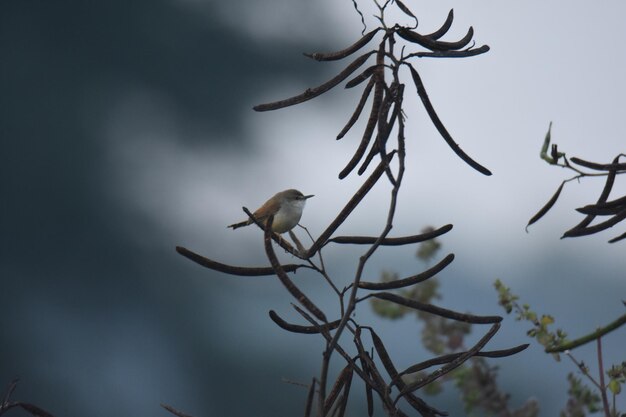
{"left": 594, "top": 194, "right": 626, "bottom": 209}
{"left": 268, "top": 310, "right": 340, "bottom": 334}
{"left": 371, "top": 292, "right": 502, "bottom": 324}
{"left": 359, "top": 84, "right": 404, "bottom": 175}
{"left": 357, "top": 92, "right": 394, "bottom": 175}
{"left": 408, "top": 64, "right": 491, "bottom": 176}
{"left": 393, "top": 343, "right": 529, "bottom": 386}
{"left": 338, "top": 42, "right": 387, "bottom": 178}
{"left": 407, "top": 45, "right": 490, "bottom": 59}
{"left": 337, "top": 78, "right": 375, "bottom": 140}
{"left": 395, "top": 0, "right": 418, "bottom": 27}
{"left": 359, "top": 253, "right": 454, "bottom": 290}
{"left": 425, "top": 9, "right": 454, "bottom": 40}
{"left": 327, "top": 224, "right": 453, "bottom": 246}
{"left": 304, "top": 28, "right": 381, "bottom": 61}
{"left": 306, "top": 152, "right": 395, "bottom": 257}
{"left": 336, "top": 371, "right": 353, "bottom": 417}
{"left": 358, "top": 353, "right": 374, "bottom": 417}
{"left": 526, "top": 181, "right": 565, "bottom": 230}
{"left": 338, "top": 80, "right": 384, "bottom": 179}
{"left": 324, "top": 366, "right": 353, "bottom": 415}
{"left": 565, "top": 155, "right": 620, "bottom": 234}
{"left": 254, "top": 51, "right": 375, "bottom": 112}
{"left": 304, "top": 378, "right": 316, "bottom": 417}
{"left": 570, "top": 157, "right": 626, "bottom": 171}
{"left": 369, "top": 329, "right": 399, "bottom": 379}
{"left": 562, "top": 209, "right": 626, "bottom": 238}
{"left": 397, "top": 323, "right": 501, "bottom": 400}
{"left": 345, "top": 65, "right": 381, "bottom": 89}
{"left": 264, "top": 216, "right": 327, "bottom": 322}
{"left": 352, "top": 328, "right": 388, "bottom": 396}
{"left": 369, "top": 328, "right": 447, "bottom": 417}
{"left": 576, "top": 203, "right": 624, "bottom": 216}
{"left": 595, "top": 156, "right": 620, "bottom": 202}
{"left": 176, "top": 246, "right": 304, "bottom": 276}
{"left": 397, "top": 26, "right": 474, "bottom": 51}
{"left": 608, "top": 230, "right": 626, "bottom": 243}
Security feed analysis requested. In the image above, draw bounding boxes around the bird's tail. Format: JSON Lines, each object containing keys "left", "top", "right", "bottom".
{"left": 227, "top": 220, "right": 251, "bottom": 230}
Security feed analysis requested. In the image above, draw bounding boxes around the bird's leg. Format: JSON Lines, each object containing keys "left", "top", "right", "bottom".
{"left": 288, "top": 230, "right": 306, "bottom": 255}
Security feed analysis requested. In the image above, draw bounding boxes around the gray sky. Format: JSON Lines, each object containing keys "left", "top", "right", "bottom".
{"left": 2, "top": 1, "right": 625, "bottom": 416}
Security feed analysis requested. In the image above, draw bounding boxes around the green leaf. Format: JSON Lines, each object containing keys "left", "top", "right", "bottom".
{"left": 608, "top": 378, "right": 621, "bottom": 395}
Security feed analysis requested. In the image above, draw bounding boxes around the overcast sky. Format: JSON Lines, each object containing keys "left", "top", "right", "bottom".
{"left": 2, "top": 1, "right": 625, "bottom": 417}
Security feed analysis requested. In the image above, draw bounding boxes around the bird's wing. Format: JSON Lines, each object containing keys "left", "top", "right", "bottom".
{"left": 254, "top": 197, "right": 281, "bottom": 222}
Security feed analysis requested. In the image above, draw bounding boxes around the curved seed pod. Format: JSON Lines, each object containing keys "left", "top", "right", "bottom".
{"left": 369, "top": 327, "right": 447, "bottom": 417}
{"left": 338, "top": 80, "right": 383, "bottom": 179}
{"left": 395, "top": 0, "right": 418, "bottom": 27}
{"left": 357, "top": 353, "right": 374, "bottom": 417}
{"left": 306, "top": 151, "right": 395, "bottom": 257}
{"left": 304, "top": 28, "right": 381, "bottom": 61}
{"left": 372, "top": 292, "right": 502, "bottom": 323}
{"left": 597, "top": 156, "right": 621, "bottom": 201}
{"left": 345, "top": 65, "right": 380, "bottom": 89}
{"left": 358, "top": 84, "right": 404, "bottom": 175}
{"left": 407, "top": 45, "right": 490, "bottom": 59}
{"left": 176, "top": 246, "right": 303, "bottom": 276}
{"left": 358, "top": 92, "right": 394, "bottom": 175}
{"left": 327, "top": 224, "right": 453, "bottom": 245}
{"left": 352, "top": 329, "right": 389, "bottom": 407}
{"left": 562, "top": 209, "right": 626, "bottom": 238}
{"left": 338, "top": 41, "right": 386, "bottom": 178}
{"left": 369, "top": 329, "right": 399, "bottom": 379}
{"left": 397, "top": 324, "right": 500, "bottom": 399}
{"left": 526, "top": 181, "right": 565, "bottom": 230}
{"left": 425, "top": 9, "right": 454, "bottom": 40}
{"left": 324, "top": 365, "right": 352, "bottom": 415}
{"left": 596, "top": 194, "right": 626, "bottom": 209}
{"left": 565, "top": 155, "right": 620, "bottom": 234}
{"left": 268, "top": 310, "right": 340, "bottom": 334}
{"left": 609, "top": 230, "right": 626, "bottom": 243}
{"left": 570, "top": 157, "right": 626, "bottom": 171}
{"left": 254, "top": 51, "right": 375, "bottom": 112}
{"left": 408, "top": 64, "right": 491, "bottom": 176}
{"left": 337, "top": 78, "right": 375, "bottom": 140}
{"left": 359, "top": 253, "right": 454, "bottom": 290}
{"left": 397, "top": 26, "right": 474, "bottom": 51}
{"left": 394, "top": 343, "right": 529, "bottom": 385}
{"left": 576, "top": 203, "right": 624, "bottom": 216}
{"left": 264, "top": 217, "right": 327, "bottom": 322}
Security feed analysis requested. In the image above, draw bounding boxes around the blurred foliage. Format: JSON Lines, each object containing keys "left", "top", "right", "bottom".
{"left": 371, "top": 231, "right": 538, "bottom": 416}
{"left": 495, "top": 280, "right": 625, "bottom": 417}
{"left": 495, "top": 279, "right": 568, "bottom": 361}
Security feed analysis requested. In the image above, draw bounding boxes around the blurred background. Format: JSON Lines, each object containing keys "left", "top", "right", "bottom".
{"left": 1, "top": 1, "right": 625, "bottom": 416}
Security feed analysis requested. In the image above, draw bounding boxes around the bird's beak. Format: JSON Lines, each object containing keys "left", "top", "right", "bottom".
{"left": 304, "top": 194, "right": 314, "bottom": 199}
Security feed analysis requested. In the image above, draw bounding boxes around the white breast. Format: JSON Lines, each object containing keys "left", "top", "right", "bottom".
{"left": 272, "top": 199, "right": 306, "bottom": 233}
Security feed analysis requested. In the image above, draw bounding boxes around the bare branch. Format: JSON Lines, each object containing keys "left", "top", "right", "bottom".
{"left": 264, "top": 216, "right": 327, "bottom": 322}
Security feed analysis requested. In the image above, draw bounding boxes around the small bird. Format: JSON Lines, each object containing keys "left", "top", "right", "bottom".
{"left": 228, "top": 189, "right": 314, "bottom": 234}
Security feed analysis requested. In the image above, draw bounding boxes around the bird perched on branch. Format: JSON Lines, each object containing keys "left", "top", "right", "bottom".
{"left": 228, "top": 189, "right": 314, "bottom": 234}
